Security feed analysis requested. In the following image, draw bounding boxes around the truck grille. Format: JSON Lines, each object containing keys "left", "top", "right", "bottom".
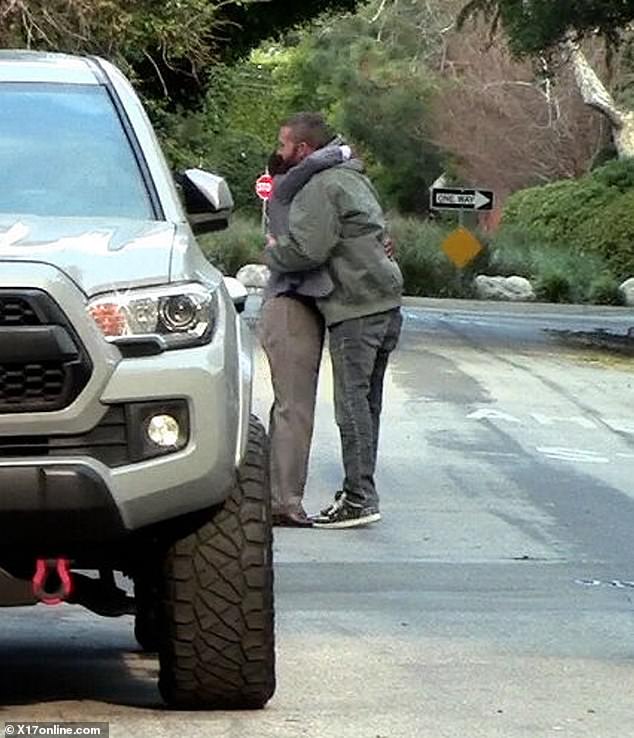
{"left": 0, "top": 405, "right": 129, "bottom": 467}
{"left": 0, "top": 362, "right": 66, "bottom": 404}
{"left": 0, "top": 290, "right": 92, "bottom": 413}
{"left": 0, "top": 296, "right": 39, "bottom": 326}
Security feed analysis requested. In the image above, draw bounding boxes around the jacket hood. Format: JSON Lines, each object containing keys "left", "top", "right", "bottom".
{"left": 0, "top": 215, "right": 176, "bottom": 297}
{"left": 329, "top": 135, "right": 365, "bottom": 173}
{"left": 340, "top": 159, "right": 365, "bottom": 173}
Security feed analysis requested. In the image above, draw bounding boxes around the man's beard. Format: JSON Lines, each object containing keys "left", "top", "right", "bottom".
{"left": 283, "top": 145, "right": 306, "bottom": 170}
{"left": 267, "top": 153, "right": 288, "bottom": 177}
{"left": 276, "top": 156, "right": 296, "bottom": 175}
{"left": 269, "top": 145, "right": 305, "bottom": 176}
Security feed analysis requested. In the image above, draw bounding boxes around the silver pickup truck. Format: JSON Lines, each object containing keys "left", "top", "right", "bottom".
{"left": 0, "top": 50, "right": 274, "bottom": 710}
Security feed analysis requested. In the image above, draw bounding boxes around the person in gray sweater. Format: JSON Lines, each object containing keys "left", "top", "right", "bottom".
{"left": 259, "top": 140, "right": 352, "bottom": 527}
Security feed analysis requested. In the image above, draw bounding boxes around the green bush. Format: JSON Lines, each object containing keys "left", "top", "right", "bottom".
{"left": 502, "top": 159, "right": 634, "bottom": 278}
{"left": 573, "top": 190, "right": 634, "bottom": 278}
{"left": 157, "top": 62, "right": 286, "bottom": 215}
{"left": 388, "top": 216, "right": 479, "bottom": 298}
{"left": 534, "top": 270, "right": 573, "bottom": 303}
{"left": 591, "top": 157, "right": 634, "bottom": 191}
{"left": 485, "top": 226, "right": 536, "bottom": 278}
{"left": 199, "top": 216, "right": 263, "bottom": 275}
{"left": 586, "top": 275, "right": 625, "bottom": 306}
{"left": 161, "top": 111, "right": 270, "bottom": 214}
{"left": 487, "top": 224, "right": 621, "bottom": 304}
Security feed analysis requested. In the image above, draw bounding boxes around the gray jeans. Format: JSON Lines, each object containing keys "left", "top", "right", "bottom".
{"left": 329, "top": 308, "right": 403, "bottom": 508}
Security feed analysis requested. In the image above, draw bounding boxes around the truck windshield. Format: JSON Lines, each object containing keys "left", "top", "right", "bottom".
{"left": 0, "top": 83, "right": 155, "bottom": 220}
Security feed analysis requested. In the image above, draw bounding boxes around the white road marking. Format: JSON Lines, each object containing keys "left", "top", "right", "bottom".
{"left": 575, "top": 579, "right": 634, "bottom": 589}
{"left": 467, "top": 409, "right": 522, "bottom": 423}
{"left": 531, "top": 413, "right": 597, "bottom": 430}
{"left": 465, "top": 408, "right": 634, "bottom": 464}
{"left": 471, "top": 451, "right": 520, "bottom": 458}
{"left": 468, "top": 408, "right": 634, "bottom": 435}
{"left": 536, "top": 447, "right": 610, "bottom": 464}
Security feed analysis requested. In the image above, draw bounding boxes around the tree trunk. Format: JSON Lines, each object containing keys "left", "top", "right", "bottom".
{"left": 567, "top": 40, "right": 634, "bottom": 159}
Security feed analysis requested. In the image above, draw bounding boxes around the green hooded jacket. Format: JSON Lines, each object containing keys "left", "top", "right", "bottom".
{"left": 264, "top": 160, "right": 403, "bottom": 326}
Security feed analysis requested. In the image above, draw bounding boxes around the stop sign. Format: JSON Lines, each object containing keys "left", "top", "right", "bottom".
{"left": 255, "top": 173, "right": 274, "bottom": 201}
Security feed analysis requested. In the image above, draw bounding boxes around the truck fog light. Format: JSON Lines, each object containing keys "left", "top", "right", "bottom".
{"left": 147, "top": 414, "right": 180, "bottom": 447}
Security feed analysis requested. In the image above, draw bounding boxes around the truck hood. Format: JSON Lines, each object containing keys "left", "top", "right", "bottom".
{"left": 0, "top": 215, "right": 176, "bottom": 297}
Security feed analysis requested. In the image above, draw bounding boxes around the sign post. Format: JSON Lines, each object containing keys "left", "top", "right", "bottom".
{"left": 429, "top": 186, "right": 494, "bottom": 270}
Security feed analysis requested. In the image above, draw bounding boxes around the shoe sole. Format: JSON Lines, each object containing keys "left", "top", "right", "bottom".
{"left": 312, "top": 512, "right": 381, "bottom": 529}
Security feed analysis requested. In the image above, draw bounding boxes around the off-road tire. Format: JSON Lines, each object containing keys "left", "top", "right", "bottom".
{"left": 158, "top": 416, "right": 275, "bottom": 709}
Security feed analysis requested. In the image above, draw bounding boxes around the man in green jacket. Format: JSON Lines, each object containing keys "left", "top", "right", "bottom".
{"left": 265, "top": 112, "right": 403, "bottom": 529}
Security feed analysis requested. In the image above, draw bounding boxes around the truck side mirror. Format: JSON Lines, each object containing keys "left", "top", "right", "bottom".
{"left": 179, "top": 169, "right": 234, "bottom": 235}
{"left": 223, "top": 276, "right": 248, "bottom": 314}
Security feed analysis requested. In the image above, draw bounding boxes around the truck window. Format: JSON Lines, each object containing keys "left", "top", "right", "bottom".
{"left": 0, "top": 83, "right": 155, "bottom": 220}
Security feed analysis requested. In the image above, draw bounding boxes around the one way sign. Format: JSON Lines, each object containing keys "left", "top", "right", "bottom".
{"left": 431, "top": 187, "right": 494, "bottom": 212}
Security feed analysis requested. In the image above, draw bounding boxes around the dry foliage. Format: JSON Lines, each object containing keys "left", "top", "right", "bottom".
{"left": 0, "top": 0, "right": 228, "bottom": 86}
{"left": 431, "top": 22, "right": 609, "bottom": 203}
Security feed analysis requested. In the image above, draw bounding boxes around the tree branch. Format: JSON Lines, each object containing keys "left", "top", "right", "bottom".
{"left": 565, "top": 39, "right": 624, "bottom": 130}
{"left": 370, "top": 0, "right": 389, "bottom": 24}
{"left": 144, "top": 51, "right": 170, "bottom": 98}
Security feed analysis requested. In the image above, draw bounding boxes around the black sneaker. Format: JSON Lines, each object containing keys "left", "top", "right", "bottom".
{"left": 319, "top": 490, "right": 345, "bottom": 517}
{"left": 312, "top": 499, "right": 381, "bottom": 529}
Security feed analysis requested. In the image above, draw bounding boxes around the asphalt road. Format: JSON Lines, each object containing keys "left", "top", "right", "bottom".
{"left": 1, "top": 299, "right": 633, "bottom": 738}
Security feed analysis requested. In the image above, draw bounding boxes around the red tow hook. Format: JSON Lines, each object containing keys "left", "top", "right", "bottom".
{"left": 32, "top": 558, "right": 73, "bottom": 606}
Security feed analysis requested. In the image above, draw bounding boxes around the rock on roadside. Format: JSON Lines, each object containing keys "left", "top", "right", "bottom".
{"left": 474, "top": 275, "right": 536, "bottom": 302}
{"left": 618, "top": 277, "right": 634, "bottom": 306}
{"left": 236, "top": 264, "right": 270, "bottom": 294}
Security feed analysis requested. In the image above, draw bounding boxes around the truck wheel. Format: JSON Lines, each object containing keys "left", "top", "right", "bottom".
{"left": 158, "top": 416, "right": 275, "bottom": 709}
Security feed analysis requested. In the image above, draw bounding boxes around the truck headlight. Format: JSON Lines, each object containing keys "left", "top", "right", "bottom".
{"left": 87, "top": 283, "right": 217, "bottom": 349}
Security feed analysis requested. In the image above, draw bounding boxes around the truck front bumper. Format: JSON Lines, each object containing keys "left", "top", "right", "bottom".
{"left": 0, "top": 463, "right": 125, "bottom": 547}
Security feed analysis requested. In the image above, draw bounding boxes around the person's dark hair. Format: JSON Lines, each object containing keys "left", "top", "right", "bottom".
{"left": 267, "top": 151, "right": 288, "bottom": 177}
{"left": 281, "top": 112, "right": 333, "bottom": 150}
{"left": 266, "top": 151, "right": 284, "bottom": 177}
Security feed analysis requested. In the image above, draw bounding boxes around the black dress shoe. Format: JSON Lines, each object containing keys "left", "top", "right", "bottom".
{"left": 272, "top": 510, "right": 313, "bottom": 528}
